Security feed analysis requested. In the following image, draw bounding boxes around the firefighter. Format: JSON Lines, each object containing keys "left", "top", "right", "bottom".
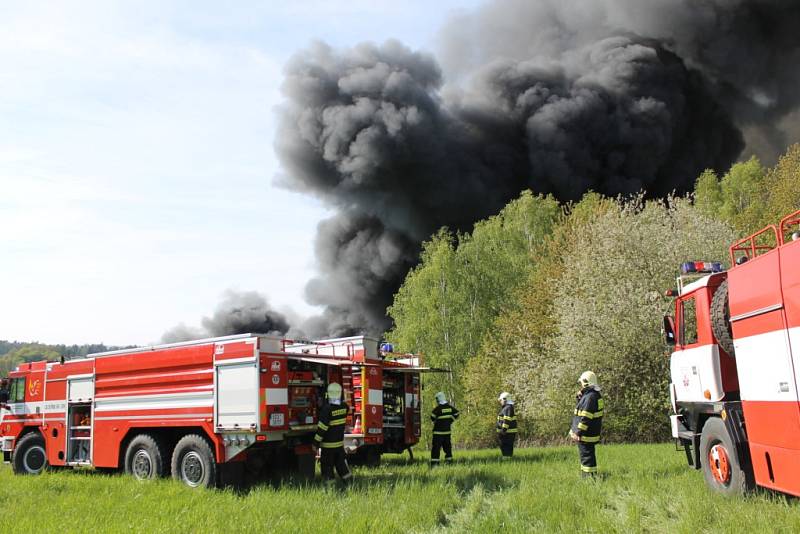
{"left": 313, "top": 382, "right": 352, "bottom": 486}
{"left": 496, "top": 392, "right": 518, "bottom": 459}
{"left": 569, "top": 371, "right": 604, "bottom": 477}
{"left": 430, "top": 391, "right": 459, "bottom": 466}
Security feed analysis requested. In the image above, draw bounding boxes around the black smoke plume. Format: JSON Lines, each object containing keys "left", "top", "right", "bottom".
{"left": 168, "top": 0, "right": 800, "bottom": 340}
{"left": 162, "top": 290, "right": 289, "bottom": 343}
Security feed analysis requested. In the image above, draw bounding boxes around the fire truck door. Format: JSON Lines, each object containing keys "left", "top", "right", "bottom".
{"left": 215, "top": 361, "right": 259, "bottom": 430}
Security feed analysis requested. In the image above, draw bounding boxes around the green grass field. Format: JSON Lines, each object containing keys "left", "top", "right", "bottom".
{"left": 1, "top": 443, "right": 798, "bottom": 533}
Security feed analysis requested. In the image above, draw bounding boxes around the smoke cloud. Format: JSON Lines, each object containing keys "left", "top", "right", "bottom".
{"left": 162, "top": 290, "right": 289, "bottom": 343}
{"left": 167, "top": 0, "right": 800, "bottom": 341}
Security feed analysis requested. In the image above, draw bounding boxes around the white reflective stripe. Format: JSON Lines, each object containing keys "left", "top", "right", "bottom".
{"left": 94, "top": 413, "right": 210, "bottom": 421}
{"left": 95, "top": 391, "right": 214, "bottom": 412}
{"left": 214, "top": 355, "right": 257, "bottom": 365}
{"left": 368, "top": 389, "right": 383, "bottom": 405}
{"left": 730, "top": 303, "right": 784, "bottom": 323}
{"left": 2, "top": 402, "right": 54, "bottom": 415}
{"left": 737, "top": 327, "right": 799, "bottom": 402}
{"left": 266, "top": 388, "right": 288, "bottom": 405}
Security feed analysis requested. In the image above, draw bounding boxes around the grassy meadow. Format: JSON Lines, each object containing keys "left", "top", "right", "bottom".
{"left": 1, "top": 443, "right": 799, "bottom": 533}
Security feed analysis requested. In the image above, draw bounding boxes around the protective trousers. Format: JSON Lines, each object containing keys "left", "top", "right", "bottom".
{"left": 430, "top": 434, "right": 453, "bottom": 465}
{"left": 578, "top": 442, "right": 597, "bottom": 476}
{"left": 320, "top": 447, "right": 351, "bottom": 482}
{"left": 498, "top": 434, "right": 515, "bottom": 458}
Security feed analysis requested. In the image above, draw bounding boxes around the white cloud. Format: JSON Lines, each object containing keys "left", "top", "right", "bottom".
{"left": 0, "top": 0, "right": 481, "bottom": 346}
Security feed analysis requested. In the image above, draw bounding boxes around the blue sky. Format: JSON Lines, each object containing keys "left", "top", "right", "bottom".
{"left": 0, "top": 0, "right": 482, "bottom": 345}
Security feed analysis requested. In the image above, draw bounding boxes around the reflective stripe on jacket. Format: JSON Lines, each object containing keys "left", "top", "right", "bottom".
{"left": 571, "top": 387, "right": 603, "bottom": 443}
{"left": 496, "top": 403, "right": 518, "bottom": 434}
{"left": 431, "top": 403, "right": 459, "bottom": 435}
{"left": 315, "top": 402, "right": 349, "bottom": 448}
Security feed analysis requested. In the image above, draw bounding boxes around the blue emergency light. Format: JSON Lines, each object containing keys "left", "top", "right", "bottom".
{"left": 680, "top": 261, "right": 723, "bottom": 274}
{"left": 380, "top": 342, "right": 394, "bottom": 353}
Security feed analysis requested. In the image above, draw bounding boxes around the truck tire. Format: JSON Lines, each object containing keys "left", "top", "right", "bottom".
{"left": 12, "top": 432, "right": 48, "bottom": 475}
{"left": 295, "top": 451, "right": 316, "bottom": 480}
{"left": 711, "top": 280, "right": 736, "bottom": 357}
{"left": 171, "top": 434, "right": 216, "bottom": 488}
{"left": 124, "top": 434, "right": 166, "bottom": 480}
{"left": 365, "top": 445, "right": 381, "bottom": 467}
{"left": 699, "top": 417, "right": 752, "bottom": 496}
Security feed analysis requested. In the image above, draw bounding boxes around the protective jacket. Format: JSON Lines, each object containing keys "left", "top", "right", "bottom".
{"left": 314, "top": 401, "right": 349, "bottom": 448}
{"left": 571, "top": 387, "right": 603, "bottom": 443}
{"left": 430, "top": 403, "right": 459, "bottom": 435}
{"left": 496, "top": 403, "right": 518, "bottom": 434}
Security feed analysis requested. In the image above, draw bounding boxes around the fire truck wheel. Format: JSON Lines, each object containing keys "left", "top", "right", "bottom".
{"left": 711, "top": 280, "right": 736, "bottom": 357}
{"left": 171, "top": 434, "right": 216, "bottom": 489}
{"left": 365, "top": 446, "right": 381, "bottom": 468}
{"left": 12, "top": 432, "right": 48, "bottom": 475}
{"left": 124, "top": 434, "right": 166, "bottom": 481}
{"left": 699, "top": 417, "right": 751, "bottom": 496}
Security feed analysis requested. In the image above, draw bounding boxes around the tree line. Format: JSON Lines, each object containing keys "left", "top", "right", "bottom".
{"left": 387, "top": 144, "right": 800, "bottom": 446}
{"left": 0, "top": 341, "right": 133, "bottom": 377}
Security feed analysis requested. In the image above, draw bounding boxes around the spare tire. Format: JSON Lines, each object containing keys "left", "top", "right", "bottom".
{"left": 711, "top": 279, "right": 735, "bottom": 357}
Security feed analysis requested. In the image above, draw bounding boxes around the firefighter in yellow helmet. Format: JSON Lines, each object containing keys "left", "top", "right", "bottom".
{"left": 496, "top": 392, "right": 518, "bottom": 459}
{"left": 569, "top": 371, "right": 604, "bottom": 477}
{"left": 313, "top": 382, "right": 352, "bottom": 486}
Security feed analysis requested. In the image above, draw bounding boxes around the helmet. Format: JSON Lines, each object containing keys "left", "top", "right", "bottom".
{"left": 498, "top": 391, "right": 512, "bottom": 403}
{"left": 327, "top": 382, "right": 343, "bottom": 400}
{"left": 435, "top": 391, "right": 447, "bottom": 404}
{"left": 578, "top": 371, "right": 598, "bottom": 388}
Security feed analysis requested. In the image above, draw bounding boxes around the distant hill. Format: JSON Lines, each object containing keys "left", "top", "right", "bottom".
{"left": 0, "top": 340, "right": 136, "bottom": 376}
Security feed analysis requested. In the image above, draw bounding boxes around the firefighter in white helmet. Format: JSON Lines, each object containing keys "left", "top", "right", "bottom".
{"left": 496, "top": 392, "right": 518, "bottom": 459}
{"left": 313, "top": 382, "right": 352, "bottom": 485}
{"left": 430, "top": 391, "right": 459, "bottom": 466}
{"left": 569, "top": 371, "right": 604, "bottom": 477}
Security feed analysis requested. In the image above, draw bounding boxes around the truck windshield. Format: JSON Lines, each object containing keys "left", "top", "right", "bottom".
{"left": 7, "top": 378, "right": 25, "bottom": 403}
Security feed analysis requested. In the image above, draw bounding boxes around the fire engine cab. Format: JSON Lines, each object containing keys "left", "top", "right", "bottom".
{"left": 0, "top": 334, "right": 434, "bottom": 487}
{"left": 664, "top": 210, "right": 800, "bottom": 496}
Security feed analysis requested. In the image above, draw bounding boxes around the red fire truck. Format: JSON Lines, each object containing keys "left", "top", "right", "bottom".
{"left": 664, "top": 209, "right": 800, "bottom": 496}
{"left": 0, "top": 334, "right": 430, "bottom": 487}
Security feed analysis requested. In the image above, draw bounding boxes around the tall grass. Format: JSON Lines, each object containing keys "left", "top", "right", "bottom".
{"left": 1, "top": 444, "right": 798, "bottom": 533}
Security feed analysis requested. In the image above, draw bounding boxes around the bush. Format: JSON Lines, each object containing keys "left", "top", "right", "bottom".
{"left": 494, "top": 196, "right": 735, "bottom": 442}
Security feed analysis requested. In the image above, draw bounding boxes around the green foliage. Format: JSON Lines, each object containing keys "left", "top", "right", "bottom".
{"left": 718, "top": 156, "right": 768, "bottom": 235}
{"left": 763, "top": 143, "right": 800, "bottom": 230}
{"left": 0, "top": 341, "right": 133, "bottom": 377}
{"left": 462, "top": 192, "right": 616, "bottom": 445}
{"left": 502, "top": 196, "right": 735, "bottom": 442}
{"left": 693, "top": 169, "right": 723, "bottom": 219}
{"left": 3, "top": 445, "right": 800, "bottom": 533}
{"left": 0, "top": 344, "right": 62, "bottom": 376}
{"left": 387, "top": 191, "right": 560, "bottom": 444}
{"left": 693, "top": 157, "right": 769, "bottom": 236}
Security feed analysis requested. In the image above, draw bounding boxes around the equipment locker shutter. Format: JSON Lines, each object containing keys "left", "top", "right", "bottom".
{"left": 68, "top": 377, "right": 94, "bottom": 402}
{"left": 215, "top": 362, "right": 259, "bottom": 429}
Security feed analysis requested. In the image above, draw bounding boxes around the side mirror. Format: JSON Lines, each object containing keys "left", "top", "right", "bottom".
{"left": 663, "top": 315, "right": 676, "bottom": 346}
